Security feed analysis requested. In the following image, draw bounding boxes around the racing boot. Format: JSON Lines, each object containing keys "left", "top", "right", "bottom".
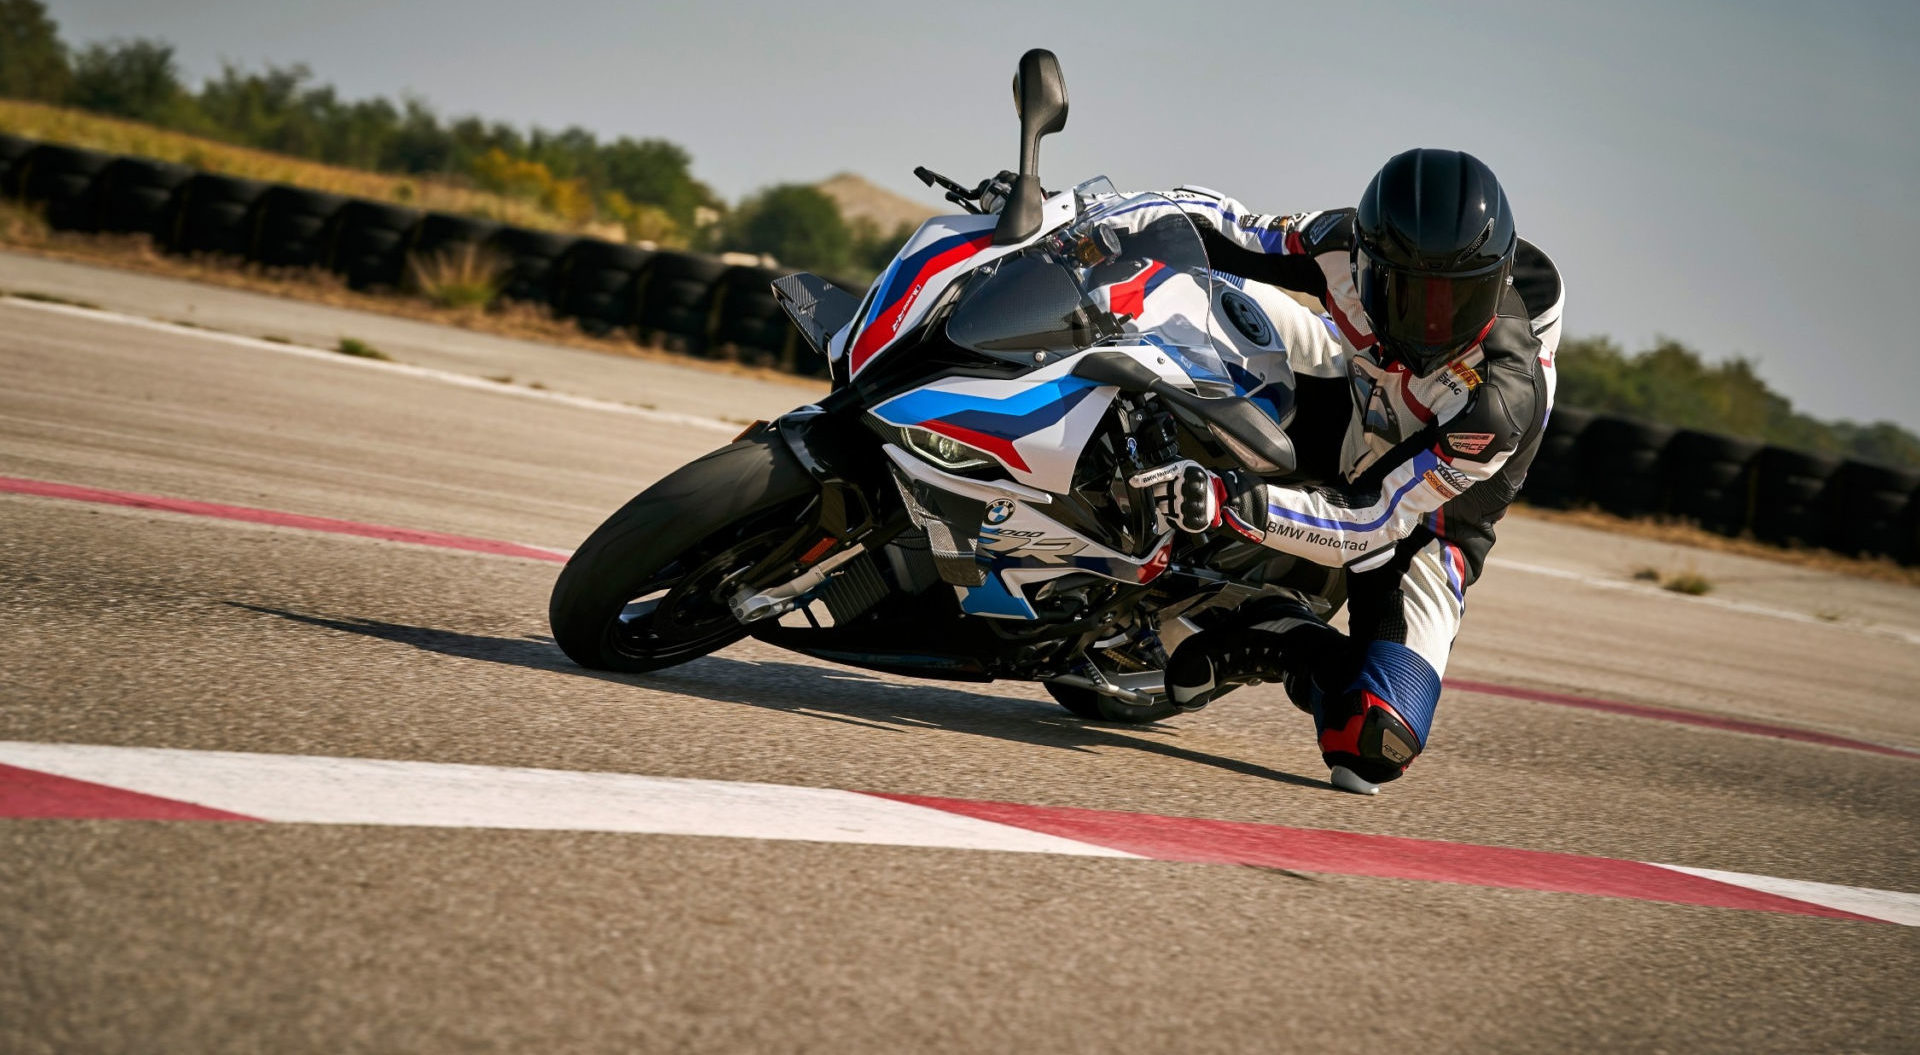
{"left": 1165, "top": 601, "right": 1344, "bottom": 713}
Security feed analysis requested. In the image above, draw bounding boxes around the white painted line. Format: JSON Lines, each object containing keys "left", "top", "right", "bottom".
{"left": 0, "top": 295, "right": 740, "bottom": 434}
{"left": 1649, "top": 864, "right": 1920, "bottom": 927}
{"left": 1488, "top": 557, "right": 1920, "bottom": 648}
{"left": 0, "top": 741, "right": 1138, "bottom": 858}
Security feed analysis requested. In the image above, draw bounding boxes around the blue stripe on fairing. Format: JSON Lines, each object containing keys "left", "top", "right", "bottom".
{"left": 1347, "top": 640, "right": 1441, "bottom": 744}
{"left": 866, "top": 230, "right": 980, "bottom": 323}
{"left": 1269, "top": 451, "right": 1440, "bottom": 533}
{"left": 875, "top": 374, "right": 1102, "bottom": 430}
{"left": 960, "top": 571, "right": 1036, "bottom": 619}
{"left": 939, "top": 385, "right": 1099, "bottom": 440}
{"left": 1141, "top": 334, "right": 1230, "bottom": 386}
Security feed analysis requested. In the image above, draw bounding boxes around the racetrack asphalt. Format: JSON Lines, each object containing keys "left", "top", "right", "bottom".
{"left": 2, "top": 264, "right": 1916, "bottom": 1053}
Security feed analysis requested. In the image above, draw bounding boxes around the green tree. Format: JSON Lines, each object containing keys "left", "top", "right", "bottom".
{"left": 725, "top": 184, "right": 851, "bottom": 272}
{"left": 65, "top": 39, "right": 188, "bottom": 123}
{"left": 1556, "top": 334, "right": 1920, "bottom": 470}
{"left": 0, "top": 0, "right": 69, "bottom": 101}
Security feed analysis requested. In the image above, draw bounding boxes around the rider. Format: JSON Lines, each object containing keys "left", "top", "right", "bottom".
{"left": 1142, "top": 148, "right": 1564, "bottom": 794}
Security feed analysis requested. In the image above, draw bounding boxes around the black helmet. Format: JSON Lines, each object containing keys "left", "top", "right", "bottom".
{"left": 1353, "top": 148, "right": 1516, "bottom": 375}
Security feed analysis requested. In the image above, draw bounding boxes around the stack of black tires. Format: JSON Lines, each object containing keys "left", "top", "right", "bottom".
{"left": 0, "top": 133, "right": 808, "bottom": 370}
{"left": 1521, "top": 411, "right": 1919, "bottom": 564}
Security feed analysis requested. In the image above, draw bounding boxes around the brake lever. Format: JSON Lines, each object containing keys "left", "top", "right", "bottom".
{"left": 914, "top": 166, "right": 985, "bottom": 214}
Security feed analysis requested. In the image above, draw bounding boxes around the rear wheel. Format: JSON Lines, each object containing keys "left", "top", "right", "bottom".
{"left": 548, "top": 435, "right": 817, "bottom": 672}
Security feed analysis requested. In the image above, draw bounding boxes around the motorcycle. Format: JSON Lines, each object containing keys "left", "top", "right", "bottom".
{"left": 549, "top": 49, "right": 1313, "bottom": 723}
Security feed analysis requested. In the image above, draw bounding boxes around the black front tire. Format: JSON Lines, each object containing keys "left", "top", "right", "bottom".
{"left": 548, "top": 434, "right": 817, "bottom": 673}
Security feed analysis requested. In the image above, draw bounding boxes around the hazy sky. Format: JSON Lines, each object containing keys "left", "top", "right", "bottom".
{"left": 40, "top": 0, "right": 1920, "bottom": 429}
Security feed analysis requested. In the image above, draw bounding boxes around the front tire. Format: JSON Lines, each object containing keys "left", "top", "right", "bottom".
{"left": 548, "top": 435, "right": 817, "bottom": 672}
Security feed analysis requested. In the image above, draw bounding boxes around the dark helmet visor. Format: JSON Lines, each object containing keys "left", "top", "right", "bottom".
{"left": 1355, "top": 245, "right": 1508, "bottom": 374}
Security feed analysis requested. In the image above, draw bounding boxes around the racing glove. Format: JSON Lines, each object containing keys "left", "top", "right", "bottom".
{"left": 1129, "top": 460, "right": 1267, "bottom": 542}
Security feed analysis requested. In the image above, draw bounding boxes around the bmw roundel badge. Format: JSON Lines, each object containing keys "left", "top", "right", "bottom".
{"left": 985, "top": 499, "right": 1016, "bottom": 524}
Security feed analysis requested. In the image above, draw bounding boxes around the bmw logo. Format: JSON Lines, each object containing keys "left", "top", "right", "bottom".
{"left": 985, "top": 499, "right": 1016, "bottom": 525}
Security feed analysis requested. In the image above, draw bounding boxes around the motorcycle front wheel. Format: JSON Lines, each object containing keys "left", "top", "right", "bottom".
{"left": 548, "top": 434, "right": 817, "bottom": 673}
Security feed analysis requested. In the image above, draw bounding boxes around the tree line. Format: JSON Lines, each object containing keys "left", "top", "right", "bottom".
{"left": 0, "top": 0, "right": 908, "bottom": 272}
{"left": 1557, "top": 336, "right": 1920, "bottom": 470}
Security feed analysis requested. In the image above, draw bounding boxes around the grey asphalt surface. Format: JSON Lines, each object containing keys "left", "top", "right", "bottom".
{"left": 2, "top": 270, "right": 1917, "bottom": 1053}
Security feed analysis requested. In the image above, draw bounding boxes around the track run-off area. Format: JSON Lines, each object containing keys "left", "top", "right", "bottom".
{"left": 3, "top": 253, "right": 1917, "bottom": 1052}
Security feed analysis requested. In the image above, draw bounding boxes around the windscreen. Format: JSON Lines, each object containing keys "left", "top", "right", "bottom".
{"left": 945, "top": 192, "right": 1224, "bottom": 386}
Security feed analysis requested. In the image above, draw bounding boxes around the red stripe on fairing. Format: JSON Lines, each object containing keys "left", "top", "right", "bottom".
{"left": 1107, "top": 260, "right": 1166, "bottom": 319}
{"left": 919, "top": 421, "right": 1030, "bottom": 473}
{"left": 0, "top": 476, "right": 568, "bottom": 563}
{"left": 873, "top": 793, "right": 1879, "bottom": 921}
{"left": 849, "top": 232, "right": 995, "bottom": 375}
{"left": 1444, "top": 681, "right": 1920, "bottom": 759}
{"left": 0, "top": 763, "right": 259, "bottom": 821}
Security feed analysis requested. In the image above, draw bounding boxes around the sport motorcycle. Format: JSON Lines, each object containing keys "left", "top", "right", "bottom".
{"left": 549, "top": 50, "right": 1316, "bottom": 722}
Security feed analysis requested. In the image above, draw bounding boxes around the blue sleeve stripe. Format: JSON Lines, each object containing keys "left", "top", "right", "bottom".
{"left": 1268, "top": 451, "right": 1438, "bottom": 533}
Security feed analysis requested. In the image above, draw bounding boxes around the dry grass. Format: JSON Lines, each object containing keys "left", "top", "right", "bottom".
{"left": 408, "top": 244, "right": 504, "bottom": 310}
{"left": 1515, "top": 504, "right": 1920, "bottom": 588}
{"left": 334, "top": 337, "right": 389, "bottom": 361}
{"left": 0, "top": 99, "right": 576, "bottom": 231}
{"left": 1661, "top": 571, "right": 1714, "bottom": 596}
{"left": 0, "top": 224, "right": 831, "bottom": 390}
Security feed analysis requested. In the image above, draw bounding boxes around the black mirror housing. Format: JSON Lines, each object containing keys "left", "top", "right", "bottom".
{"left": 994, "top": 49, "right": 1069, "bottom": 246}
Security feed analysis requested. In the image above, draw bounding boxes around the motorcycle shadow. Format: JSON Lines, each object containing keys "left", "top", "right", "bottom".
{"left": 230, "top": 603, "right": 1330, "bottom": 791}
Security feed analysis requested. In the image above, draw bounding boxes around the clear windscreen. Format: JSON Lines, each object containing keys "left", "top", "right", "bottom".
{"left": 945, "top": 191, "right": 1226, "bottom": 388}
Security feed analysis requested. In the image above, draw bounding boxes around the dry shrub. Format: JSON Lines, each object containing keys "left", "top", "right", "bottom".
{"left": 408, "top": 244, "right": 505, "bottom": 310}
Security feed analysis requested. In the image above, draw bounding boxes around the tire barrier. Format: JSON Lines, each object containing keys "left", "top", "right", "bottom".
{"left": 707, "top": 265, "right": 803, "bottom": 371}
{"left": 1748, "top": 446, "right": 1842, "bottom": 548}
{"left": 0, "top": 132, "right": 35, "bottom": 197}
{"left": 1576, "top": 416, "right": 1677, "bottom": 519}
{"left": 1661, "top": 429, "right": 1762, "bottom": 537}
{"left": 1819, "top": 461, "right": 1920, "bottom": 562}
{"left": 326, "top": 200, "right": 422, "bottom": 291}
{"left": 484, "top": 226, "right": 578, "bottom": 305}
{"left": 637, "top": 251, "right": 730, "bottom": 351}
{"left": 549, "top": 240, "right": 652, "bottom": 335}
{"left": 247, "top": 186, "right": 347, "bottom": 269}
{"left": 16, "top": 143, "right": 116, "bottom": 231}
{"left": 163, "top": 173, "right": 270, "bottom": 257}
{"left": 92, "top": 156, "right": 193, "bottom": 237}
{"left": 1517, "top": 406, "right": 1594, "bottom": 509}
{"left": 412, "top": 212, "right": 500, "bottom": 260}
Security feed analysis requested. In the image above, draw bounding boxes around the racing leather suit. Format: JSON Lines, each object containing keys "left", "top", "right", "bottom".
{"left": 1162, "top": 186, "right": 1565, "bottom": 783}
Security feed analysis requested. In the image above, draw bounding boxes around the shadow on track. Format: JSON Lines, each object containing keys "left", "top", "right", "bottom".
{"left": 229, "top": 602, "right": 1329, "bottom": 791}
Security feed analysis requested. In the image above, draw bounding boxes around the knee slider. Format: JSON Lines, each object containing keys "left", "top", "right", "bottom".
{"left": 1317, "top": 692, "right": 1423, "bottom": 784}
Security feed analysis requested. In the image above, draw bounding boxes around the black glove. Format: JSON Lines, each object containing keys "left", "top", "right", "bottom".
{"left": 1128, "top": 461, "right": 1268, "bottom": 542}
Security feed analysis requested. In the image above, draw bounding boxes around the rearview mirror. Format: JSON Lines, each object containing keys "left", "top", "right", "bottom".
{"left": 994, "top": 49, "right": 1069, "bottom": 246}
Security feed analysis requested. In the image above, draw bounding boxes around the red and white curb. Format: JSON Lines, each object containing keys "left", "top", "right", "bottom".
{"left": 2, "top": 742, "right": 1914, "bottom": 926}
{"left": 6, "top": 473, "right": 1915, "bottom": 761}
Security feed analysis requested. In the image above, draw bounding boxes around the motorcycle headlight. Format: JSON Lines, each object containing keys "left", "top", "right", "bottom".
{"left": 901, "top": 426, "right": 997, "bottom": 471}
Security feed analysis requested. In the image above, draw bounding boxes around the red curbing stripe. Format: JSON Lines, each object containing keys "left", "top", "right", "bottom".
{"left": 0, "top": 763, "right": 260, "bottom": 822}
{"left": 1445, "top": 679, "right": 1920, "bottom": 759}
{"left": 0, "top": 475, "right": 568, "bottom": 563}
{"left": 874, "top": 793, "right": 1881, "bottom": 922}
